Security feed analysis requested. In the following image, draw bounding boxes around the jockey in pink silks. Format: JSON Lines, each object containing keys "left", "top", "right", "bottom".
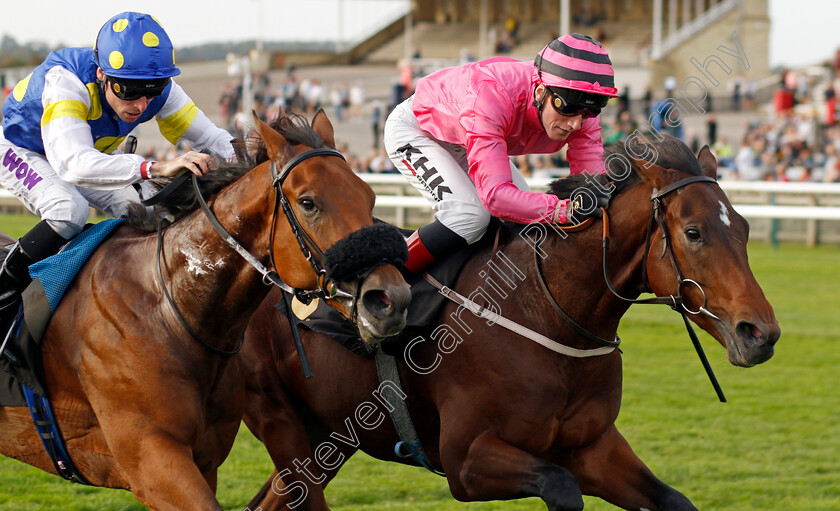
{"left": 383, "top": 33, "right": 619, "bottom": 273}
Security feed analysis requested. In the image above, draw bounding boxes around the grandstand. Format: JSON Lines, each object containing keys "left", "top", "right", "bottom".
{"left": 352, "top": 0, "right": 770, "bottom": 101}
{"left": 27, "top": 0, "right": 771, "bottom": 173}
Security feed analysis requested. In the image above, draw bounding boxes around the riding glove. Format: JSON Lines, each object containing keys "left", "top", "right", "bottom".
{"left": 562, "top": 187, "right": 611, "bottom": 225}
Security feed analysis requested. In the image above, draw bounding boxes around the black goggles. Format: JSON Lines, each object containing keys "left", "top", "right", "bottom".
{"left": 106, "top": 77, "right": 170, "bottom": 101}
{"left": 547, "top": 87, "right": 609, "bottom": 119}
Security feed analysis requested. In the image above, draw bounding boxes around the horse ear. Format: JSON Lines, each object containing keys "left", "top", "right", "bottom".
{"left": 252, "top": 110, "right": 288, "bottom": 160}
{"left": 697, "top": 145, "right": 718, "bottom": 180}
{"left": 311, "top": 108, "right": 337, "bottom": 148}
{"left": 630, "top": 158, "right": 676, "bottom": 190}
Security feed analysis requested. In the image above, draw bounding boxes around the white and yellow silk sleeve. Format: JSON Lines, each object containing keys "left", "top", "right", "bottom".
{"left": 41, "top": 66, "right": 144, "bottom": 189}
{"left": 156, "top": 80, "right": 235, "bottom": 160}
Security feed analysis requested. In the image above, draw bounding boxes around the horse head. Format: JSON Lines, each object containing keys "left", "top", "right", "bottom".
{"left": 253, "top": 110, "right": 410, "bottom": 343}
{"left": 610, "top": 134, "right": 780, "bottom": 367}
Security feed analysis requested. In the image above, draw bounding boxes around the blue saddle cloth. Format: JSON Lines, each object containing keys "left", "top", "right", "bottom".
{"left": 29, "top": 219, "right": 125, "bottom": 313}
{"left": 1, "top": 222, "right": 120, "bottom": 485}
{"left": 0, "top": 219, "right": 125, "bottom": 407}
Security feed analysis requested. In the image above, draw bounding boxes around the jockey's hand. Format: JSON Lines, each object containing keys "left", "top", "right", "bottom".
{"left": 560, "top": 187, "right": 611, "bottom": 225}
{"left": 148, "top": 151, "right": 215, "bottom": 179}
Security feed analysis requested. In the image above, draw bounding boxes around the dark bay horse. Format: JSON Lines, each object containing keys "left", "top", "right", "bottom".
{"left": 241, "top": 135, "right": 780, "bottom": 511}
{"left": 0, "top": 110, "right": 410, "bottom": 510}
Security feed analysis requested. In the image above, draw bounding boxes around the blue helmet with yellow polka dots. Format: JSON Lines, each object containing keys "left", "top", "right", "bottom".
{"left": 95, "top": 12, "right": 180, "bottom": 80}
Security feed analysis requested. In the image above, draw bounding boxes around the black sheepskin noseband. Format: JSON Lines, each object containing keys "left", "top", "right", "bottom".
{"left": 323, "top": 223, "right": 408, "bottom": 282}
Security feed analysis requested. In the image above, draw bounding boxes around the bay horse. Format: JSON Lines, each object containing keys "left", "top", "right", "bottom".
{"left": 241, "top": 135, "right": 780, "bottom": 511}
{"left": 0, "top": 110, "right": 410, "bottom": 510}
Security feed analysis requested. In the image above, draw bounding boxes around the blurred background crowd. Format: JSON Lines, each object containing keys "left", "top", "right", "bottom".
{"left": 199, "top": 60, "right": 840, "bottom": 184}
{"left": 3, "top": 0, "right": 836, "bottom": 184}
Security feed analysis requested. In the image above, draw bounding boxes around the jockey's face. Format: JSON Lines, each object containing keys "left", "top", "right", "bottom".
{"left": 535, "top": 84, "right": 584, "bottom": 142}
{"left": 96, "top": 68, "right": 154, "bottom": 123}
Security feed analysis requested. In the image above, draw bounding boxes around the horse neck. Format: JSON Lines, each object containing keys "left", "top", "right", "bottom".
{"left": 160, "top": 162, "right": 276, "bottom": 346}
{"left": 597, "top": 183, "right": 659, "bottom": 309}
{"left": 519, "top": 184, "right": 654, "bottom": 344}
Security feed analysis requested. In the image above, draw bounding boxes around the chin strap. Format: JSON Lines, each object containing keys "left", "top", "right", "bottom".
{"left": 532, "top": 87, "right": 549, "bottom": 109}
{"left": 532, "top": 87, "right": 551, "bottom": 133}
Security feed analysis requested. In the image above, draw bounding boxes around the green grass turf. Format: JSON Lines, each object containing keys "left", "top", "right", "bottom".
{"left": 1, "top": 213, "right": 42, "bottom": 238}
{"left": 0, "top": 212, "right": 838, "bottom": 509}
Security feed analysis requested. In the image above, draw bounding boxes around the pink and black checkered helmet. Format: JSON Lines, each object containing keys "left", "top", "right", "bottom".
{"left": 534, "top": 33, "right": 619, "bottom": 98}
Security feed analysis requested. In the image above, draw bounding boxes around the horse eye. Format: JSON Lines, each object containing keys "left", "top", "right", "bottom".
{"left": 684, "top": 227, "right": 702, "bottom": 242}
{"left": 298, "top": 198, "right": 316, "bottom": 211}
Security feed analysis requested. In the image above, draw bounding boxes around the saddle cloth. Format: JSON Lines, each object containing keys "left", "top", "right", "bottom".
{"left": 0, "top": 219, "right": 124, "bottom": 406}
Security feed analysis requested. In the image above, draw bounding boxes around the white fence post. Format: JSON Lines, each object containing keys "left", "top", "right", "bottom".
{"left": 356, "top": 174, "right": 840, "bottom": 245}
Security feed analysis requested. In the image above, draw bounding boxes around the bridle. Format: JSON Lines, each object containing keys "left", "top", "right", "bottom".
{"left": 191, "top": 147, "right": 355, "bottom": 304}
{"left": 267, "top": 148, "right": 355, "bottom": 303}
{"left": 605, "top": 174, "right": 720, "bottom": 319}
{"left": 534, "top": 174, "right": 727, "bottom": 401}
{"left": 421, "top": 174, "right": 727, "bottom": 399}
{"left": 147, "top": 147, "right": 376, "bottom": 356}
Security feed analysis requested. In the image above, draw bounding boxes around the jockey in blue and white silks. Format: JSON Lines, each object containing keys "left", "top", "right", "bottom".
{"left": 0, "top": 11, "right": 234, "bottom": 316}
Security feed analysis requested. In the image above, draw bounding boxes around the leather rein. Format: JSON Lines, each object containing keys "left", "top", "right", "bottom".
{"left": 534, "top": 174, "right": 726, "bottom": 401}
{"left": 425, "top": 175, "right": 726, "bottom": 399}
{"left": 148, "top": 147, "right": 351, "bottom": 356}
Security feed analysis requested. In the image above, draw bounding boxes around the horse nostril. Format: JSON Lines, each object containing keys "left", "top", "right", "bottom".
{"left": 736, "top": 320, "right": 773, "bottom": 348}
{"left": 362, "top": 287, "right": 410, "bottom": 317}
{"left": 362, "top": 289, "right": 386, "bottom": 316}
{"left": 380, "top": 292, "right": 392, "bottom": 308}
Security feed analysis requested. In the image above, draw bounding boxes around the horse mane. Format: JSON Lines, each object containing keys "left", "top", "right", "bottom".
{"left": 489, "top": 134, "right": 704, "bottom": 244}
{"left": 125, "top": 113, "right": 326, "bottom": 232}
{"left": 546, "top": 133, "right": 701, "bottom": 200}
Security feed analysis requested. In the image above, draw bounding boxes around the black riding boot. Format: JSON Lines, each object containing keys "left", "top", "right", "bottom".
{"left": 0, "top": 221, "right": 68, "bottom": 311}
{"left": 0, "top": 243, "right": 35, "bottom": 310}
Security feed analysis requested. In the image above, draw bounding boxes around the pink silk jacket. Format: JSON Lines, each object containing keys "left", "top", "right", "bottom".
{"left": 412, "top": 57, "right": 605, "bottom": 224}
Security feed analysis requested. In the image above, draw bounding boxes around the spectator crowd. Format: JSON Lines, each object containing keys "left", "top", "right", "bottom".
{"left": 701, "top": 67, "right": 840, "bottom": 183}
{"left": 125, "top": 53, "right": 840, "bottom": 184}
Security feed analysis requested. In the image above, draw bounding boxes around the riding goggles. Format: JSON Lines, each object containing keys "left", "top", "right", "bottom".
{"left": 547, "top": 86, "right": 609, "bottom": 119}
{"left": 106, "top": 76, "right": 170, "bottom": 101}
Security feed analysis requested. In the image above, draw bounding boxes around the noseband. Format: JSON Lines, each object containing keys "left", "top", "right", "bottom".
{"left": 268, "top": 148, "right": 352, "bottom": 303}
{"left": 607, "top": 174, "right": 720, "bottom": 320}
{"left": 536, "top": 174, "right": 727, "bottom": 401}
{"left": 151, "top": 147, "right": 406, "bottom": 356}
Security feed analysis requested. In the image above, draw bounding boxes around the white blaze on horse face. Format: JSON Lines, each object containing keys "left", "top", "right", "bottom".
{"left": 718, "top": 200, "right": 731, "bottom": 228}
